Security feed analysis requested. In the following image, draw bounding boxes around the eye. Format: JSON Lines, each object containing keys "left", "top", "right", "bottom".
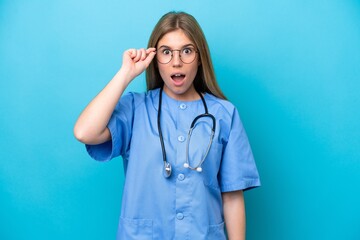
{"left": 182, "top": 48, "right": 193, "bottom": 55}
{"left": 162, "top": 49, "right": 171, "bottom": 55}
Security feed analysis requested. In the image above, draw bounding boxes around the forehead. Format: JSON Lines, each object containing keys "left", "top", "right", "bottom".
{"left": 157, "top": 29, "right": 195, "bottom": 48}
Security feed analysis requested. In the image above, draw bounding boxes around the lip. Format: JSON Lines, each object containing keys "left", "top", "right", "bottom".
{"left": 170, "top": 73, "right": 186, "bottom": 87}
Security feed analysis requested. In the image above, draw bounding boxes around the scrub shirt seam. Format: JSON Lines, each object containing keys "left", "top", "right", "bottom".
{"left": 188, "top": 173, "right": 193, "bottom": 240}
{"left": 204, "top": 94, "right": 233, "bottom": 119}
{"left": 220, "top": 179, "right": 261, "bottom": 192}
{"left": 109, "top": 119, "right": 119, "bottom": 158}
{"left": 129, "top": 92, "right": 147, "bottom": 111}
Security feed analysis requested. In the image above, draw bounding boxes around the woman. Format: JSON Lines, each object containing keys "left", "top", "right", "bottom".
{"left": 74, "top": 11, "right": 260, "bottom": 240}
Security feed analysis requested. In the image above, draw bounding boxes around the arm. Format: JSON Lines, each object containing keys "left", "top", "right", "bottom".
{"left": 222, "top": 190, "right": 246, "bottom": 240}
{"left": 73, "top": 48, "right": 156, "bottom": 145}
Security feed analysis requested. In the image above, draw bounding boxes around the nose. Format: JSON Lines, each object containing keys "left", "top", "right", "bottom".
{"left": 172, "top": 51, "right": 182, "bottom": 67}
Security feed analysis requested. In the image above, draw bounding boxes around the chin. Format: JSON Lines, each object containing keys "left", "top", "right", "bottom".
{"left": 163, "top": 80, "right": 195, "bottom": 98}
{"left": 171, "top": 86, "right": 190, "bottom": 95}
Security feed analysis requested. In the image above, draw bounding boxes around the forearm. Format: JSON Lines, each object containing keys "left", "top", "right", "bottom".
{"left": 74, "top": 48, "right": 156, "bottom": 145}
{"left": 222, "top": 190, "right": 246, "bottom": 240}
{"left": 74, "top": 68, "right": 132, "bottom": 144}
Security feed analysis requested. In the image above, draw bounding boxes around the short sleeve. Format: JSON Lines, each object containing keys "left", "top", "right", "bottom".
{"left": 85, "top": 93, "right": 135, "bottom": 161}
{"left": 219, "top": 108, "right": 261, "bottom": 192}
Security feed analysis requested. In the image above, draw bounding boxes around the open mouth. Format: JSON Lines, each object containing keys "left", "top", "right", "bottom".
{"left": 171, "top": 73, "right": 186, "bottom": 82}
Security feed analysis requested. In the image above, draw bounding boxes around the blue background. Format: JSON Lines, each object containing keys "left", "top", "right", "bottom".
{"left": 1, "top": 0, "right": 359, "bottom": 239}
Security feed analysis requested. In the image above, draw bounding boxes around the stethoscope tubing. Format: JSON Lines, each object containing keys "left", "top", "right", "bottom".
{"left": 157, "top": 88, "right": 172, "bottom": 178}
{"left": 157, "top": 87, "right": 216, "bottom": 177}
{"left": 185, "top": 127, "right": 215, "bottom": 172}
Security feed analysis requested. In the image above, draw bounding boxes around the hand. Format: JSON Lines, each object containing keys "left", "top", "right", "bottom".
{"left": 120, "top": 47, "right": 156, "bottom": 81}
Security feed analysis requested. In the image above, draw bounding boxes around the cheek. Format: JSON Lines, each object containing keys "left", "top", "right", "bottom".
{"left": 189, "top": 64, "right": 199, "bottom": 77}
{"left": 157, "top": 66, "right": 167, "bottom": 79}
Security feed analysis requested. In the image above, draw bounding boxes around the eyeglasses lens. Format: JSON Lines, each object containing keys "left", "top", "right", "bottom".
{"left": 157, "top": 47, "right": 197, "bottom": 64}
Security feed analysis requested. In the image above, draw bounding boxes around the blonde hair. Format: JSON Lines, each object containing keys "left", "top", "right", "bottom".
{"left": 146, "top": 11, "right": 226, "bottom": 100}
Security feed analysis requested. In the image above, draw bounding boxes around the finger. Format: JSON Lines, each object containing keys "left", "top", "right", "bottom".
{"left": 132, "top": 49, "right": 138, "bottom": 58}
{"left": 146, "top": 47, "right": 156, "bottom": 54}
{"left": 127, "top": 49, "right": 136, "bottom": 57}
{"left": 140, "top": 48, "right": 147, "bottom": 61}
{"left": 143, "top": 51, "right": 156, "bottom": 66}
{"left": 125, "top": 49, "right": 137, "bottom": 61}
{"left": 133, "top": 49, "right": 142, "bottom": 62}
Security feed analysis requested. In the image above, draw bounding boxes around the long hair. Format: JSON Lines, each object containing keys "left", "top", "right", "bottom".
{"left": 146, "top": 11, "right": 226, "bottom": 100}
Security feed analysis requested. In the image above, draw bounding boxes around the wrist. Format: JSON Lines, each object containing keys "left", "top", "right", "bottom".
{"left": 115, "top": 68, "right": 134, "bottom": 86}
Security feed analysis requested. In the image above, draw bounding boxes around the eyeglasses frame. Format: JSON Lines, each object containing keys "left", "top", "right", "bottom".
{"left": 156, "top": 47, "right": 198, "bottom": 64}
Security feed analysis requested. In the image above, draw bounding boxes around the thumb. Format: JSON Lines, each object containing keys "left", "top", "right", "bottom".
{"left": 143, "top": 51, "right": 156, "bottom": 66}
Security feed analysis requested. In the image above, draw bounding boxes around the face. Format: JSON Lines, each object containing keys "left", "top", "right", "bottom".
{"left": 156, "top": 29, "right": 200, "bottom": 101}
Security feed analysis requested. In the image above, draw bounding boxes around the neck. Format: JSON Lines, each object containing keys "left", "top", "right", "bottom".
{"left": 163, "top": 85, "right": 201, "bottom": 101}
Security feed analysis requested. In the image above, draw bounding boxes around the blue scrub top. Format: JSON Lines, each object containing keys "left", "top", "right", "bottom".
{"left": 86, "top": 88, "right": 260, "bottom": 239}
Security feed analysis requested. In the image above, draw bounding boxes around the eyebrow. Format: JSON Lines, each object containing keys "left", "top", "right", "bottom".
{"left": 158, "top": 44, "right": 195, "bottom": 49}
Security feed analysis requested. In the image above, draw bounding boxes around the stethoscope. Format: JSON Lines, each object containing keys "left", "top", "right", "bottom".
{"left": 157, "top": 87, "right": 216, "bottom": 178}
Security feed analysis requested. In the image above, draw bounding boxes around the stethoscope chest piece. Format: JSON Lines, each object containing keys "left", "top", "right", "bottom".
{"left": 163, "top": 161, "right": 172, "bottom": 178}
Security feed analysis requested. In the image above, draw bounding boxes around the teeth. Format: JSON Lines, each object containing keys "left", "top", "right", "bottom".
{"left": 174, "top": 74, "right": 181, "bottom": 77}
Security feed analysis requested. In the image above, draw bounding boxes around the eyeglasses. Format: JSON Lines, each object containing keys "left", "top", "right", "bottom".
{"left": 156, "top": 46, "right": 198, "bottom": 64}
